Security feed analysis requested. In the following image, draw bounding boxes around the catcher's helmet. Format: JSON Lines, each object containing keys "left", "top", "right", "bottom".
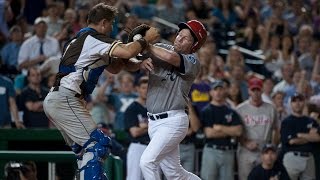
{"left": 178, "top": 20, "right": 207, "bottom": 53}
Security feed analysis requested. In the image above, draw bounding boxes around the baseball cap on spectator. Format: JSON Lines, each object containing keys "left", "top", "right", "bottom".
{"left": 248, "top": 77, "right": 263, "bottom": 90}
{"left": 291, "top": 92, "right": 305, "bottom": 102}
{"left": 34, "top": 17, "right": 48, "bottom": 25}
{"left": 9, "top": 25, "right": 21, "bottom": 34}
{"left": 262, "top": 144, "right": 277, "bottom": 153}
{"left": 210, "top": 80, "right": 224, "bottom": 90}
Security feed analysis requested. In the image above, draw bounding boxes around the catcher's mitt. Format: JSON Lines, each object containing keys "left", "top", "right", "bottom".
{"left": 127, "top": 24, "right": 150, "bottom": 43}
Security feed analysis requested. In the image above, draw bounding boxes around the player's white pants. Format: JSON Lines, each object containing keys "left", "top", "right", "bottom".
{"left": 140, "top": 110, "right": 201, "bottom": 180}
{"left": 127, "top": 143, "right": 147, "bottom": 180}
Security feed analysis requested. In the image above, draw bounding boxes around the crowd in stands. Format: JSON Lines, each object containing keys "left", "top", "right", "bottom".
{"left": 1, "top": 0, "right": 320, "bottom": 179}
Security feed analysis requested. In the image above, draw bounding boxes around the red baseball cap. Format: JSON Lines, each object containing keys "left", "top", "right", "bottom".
{"left": 248, "top": 77, "right": 263, "bottom": 90}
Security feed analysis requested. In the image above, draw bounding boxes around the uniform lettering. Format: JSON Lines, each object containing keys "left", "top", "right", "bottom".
{"left": 120, "top": 98, "right": 136, "bottom": 112}
{"left": 243, "top": 115, "right": 272, "bottom": 126}
{"left": 161, "top": 66, "right": 177, "bottom": 82}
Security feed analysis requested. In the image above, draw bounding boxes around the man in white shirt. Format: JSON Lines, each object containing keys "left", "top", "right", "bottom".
{"left": 18, "top": 17, "right": 61, "bottom": 75}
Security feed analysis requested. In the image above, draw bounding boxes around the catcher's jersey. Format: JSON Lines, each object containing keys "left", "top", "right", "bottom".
{"left": 58, "top": 28, "right": 121, "bottom": 95}
{"left": 146, "top": 43, "right": 200, "bottom": 114}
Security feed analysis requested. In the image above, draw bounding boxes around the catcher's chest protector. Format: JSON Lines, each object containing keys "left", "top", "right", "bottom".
{"left": 53, "top": 27, "right": 115, "bottom": 96}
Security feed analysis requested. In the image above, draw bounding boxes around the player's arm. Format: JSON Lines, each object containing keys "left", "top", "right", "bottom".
{"left": 25, "top": 101, "right": 43, "bottom": 112}
{"left": 9, "top": 97, "right": 25, "bottom": 129}
{"left": 288, "top": 137, "right": 309, "bottom": 145}
{"left": 204, "top": 126, "right": 227, "bottom": 138}
{"left": 148, "top": 45, "right": 181, "bottom": 67}
{"left": 297, "top": 128, "right": 320, "bottom": 142}
{"left": 272, "top": 108, "right": 280, "bottom": 145}
{"left": 188, "top": 102, "right": 201, "bottom": 133}
{"left": 129, "top": 123, "right": 148, "bottom": 138}
{"left": 105, "top": 58, "right": 125, "bottom": 74}
{"left": 110, "top": 27, "right": 159, "bottom": 60}
{"left": 214, "top": 124, "right": 243, "bottom": 137}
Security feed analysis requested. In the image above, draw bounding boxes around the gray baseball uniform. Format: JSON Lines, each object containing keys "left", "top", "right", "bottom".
{"left": 236, "top": 100, "right": 278, "bottom": 180}
{"left": 140, "top": 43, "right": 201, "bottom": 180}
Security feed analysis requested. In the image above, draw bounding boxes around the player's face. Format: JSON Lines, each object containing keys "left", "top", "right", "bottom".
{"left": 211, "top": 86, "right": 225, "bottom": 103}
{"left": 138, "top": 83, "right": 148, "bottom": 100}
{"left": 28, "top": 69, "right": 42, "bottom": 85}
{"left": 174, "top": 29, "right": 194, "bottom": 54}
{"left": 35, "top": 22, "right": 47, "bottom": 38}
{"left": 100, "top": 19, "right": 113, "bottom": 35}
{"left": 291, "top": 98, "right": 305, "bottom": 114}
{"left": 249, "top": 88, "right": 262, "bottom": 102}
{"left": 261, "top": 150, "right": 277, "bottom": 166}
{"left": 120, "top": 76, "right": 134, "bottom": 93}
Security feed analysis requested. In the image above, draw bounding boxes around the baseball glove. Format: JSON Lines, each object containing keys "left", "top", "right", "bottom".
{"left": 127, "top": 24, "right": 150, "bottom": 43}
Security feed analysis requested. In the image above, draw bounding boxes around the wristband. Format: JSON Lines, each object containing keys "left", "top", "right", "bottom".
{"left": 136, "top": 38, "right": 148, "bottom": 51}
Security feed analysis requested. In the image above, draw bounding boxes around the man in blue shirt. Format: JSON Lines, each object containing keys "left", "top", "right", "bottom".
{"left": 1, "top": 26, "right": 23, "bottom": 71}
{"left": 0, "top": 75, "right": 24, "bottom": 128}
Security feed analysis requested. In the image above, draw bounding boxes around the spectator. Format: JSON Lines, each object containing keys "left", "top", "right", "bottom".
{"left": 284, "top": 0, "right": 312, "bottom": 35}
{"left": 226, "top": 80, "right": 243, "bottom": 109}
{"left": 156, "top": 0, "right": 185, "bottom": 29}
{"left": 124, "top": 76, "right": 149, "bottom": 180}
{"left": 18, "top": 17, "right": 61, "bottom": 75}
{"left": 63, "top": 8, "right": 80, "bottom": 34}
{"left": 21, "top": 0, "right": 47, "bottom": 25}
{"left": 271, "top": 91, "right": 288, "bottom": 129}
{"left": 76, "top": 4, "right": 89, "bottom": 29}
{"left": 200, "top": 80, "right": 242, "bottom": 180}
{"left": 265, "top": 34, "right": 298, "bottom": 80}
{"left": 281, "top": 93, "right": 320, "bottom": 180}
{"left": 248, "top": 144, "right": 290, "bottom": 180}
{"left": 264, "top": 0, "right": 288, "bottom": 36}
{"left": 296, "top": 34, "right": 314, "bottom": 80}
{"left": 116, "top": 15, "right": 139, "bottom": 43}
{"left": 311, "top": 55, "right": 320, "bottom": 95}
{"left": 224, "top": 46, "right": 251, "bottom": 79}
{"left": 20, "top": 67, "right": 49, "bottom": 128}
{"left": 273, "top": 63, "right": 296, "bottom": 104}
{"left": 262, "top": 78, "right": 274, "bottom": 104}
{"left": 131, "top": 0, "right": 155, "bottom": 23}
{"left": 107, "top": 72, "right": 137, "bottom": 130}
{"left": 236, "top": 77, "right": 278, "bottom": 180}
{"left": 229, "top": 65, "right": 249, "bottom": 100}
{"left": 45, "top": 3, "right": 63, "bottom": 37}
{"left": 91, "top": 71, "right": 116, "bottom": 126}
{"left": 0, "top": 74, "right": 25, "bottom": 129}
{"left": 1, "top": 25, "right": 23, "bottom": 73}
{"left": 189, "top": 66, "right": 211, "bottom": 115}
{"left": 212, "top": 0, "right": 238, "bottom": 29}
{"left": 0, "top": 0, "right": 13, "bottom": 38}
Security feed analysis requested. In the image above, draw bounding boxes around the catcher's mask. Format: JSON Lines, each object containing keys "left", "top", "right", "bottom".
{"left": 178, "top": 20, "right": 207, "bottom": 53}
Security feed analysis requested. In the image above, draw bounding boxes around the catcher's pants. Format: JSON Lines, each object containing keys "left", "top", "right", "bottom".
{"left": 126, "top": 143, "right": 147, "bottom": 180}
{"left": 43, "top": 87, "right": 96, "bottom": 146}
{"left": 283, "top": 151, "right": 315, "bottom": 180}
{"left": 140, "top": 110, "right": 201, "bottom": 180}
{"left": 237, "top": 146, "right": 260, "bottom": 180}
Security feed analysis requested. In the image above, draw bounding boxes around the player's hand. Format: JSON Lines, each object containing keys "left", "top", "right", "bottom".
{"left": 38, "top": 55, "right": 47, "bottom": 62}
{"left": 15, "top": 121, "right": 25, "bottom": 129}
{"left": 245, "top": 140, "right": 258, "bottom": 151}
{"left": 144, "top": 27, "right": 160, "bottom": 43}
{"left": 140, "top": 58, "right": 154, "bottom": 72}
{"left": 139, "top": 122, "right": 148, "bottom": 129}
{"left": 213, "top": 125, "right": 222, "bottom": 131}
